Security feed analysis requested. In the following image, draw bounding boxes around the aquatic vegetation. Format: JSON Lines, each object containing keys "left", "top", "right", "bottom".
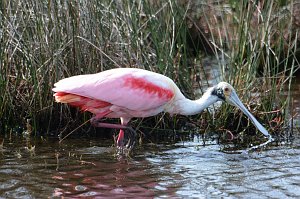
{"left": 194, "top": 0, "right": 300, "bottom": 138}
{"left": 0, "top": 0, "right": 298, "bottom": 140}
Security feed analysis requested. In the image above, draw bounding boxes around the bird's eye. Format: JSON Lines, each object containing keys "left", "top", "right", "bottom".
{"left": 224, "top": 87, "right": 229, "bottom": 92}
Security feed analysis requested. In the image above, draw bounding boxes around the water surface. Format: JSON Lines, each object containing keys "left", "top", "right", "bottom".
{"left": 0, "top": 135, "right": 299, "bottom": 198}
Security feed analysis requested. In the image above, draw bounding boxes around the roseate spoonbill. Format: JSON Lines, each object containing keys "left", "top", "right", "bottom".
{"left": 53, "top": 68, "right": 271, "bottom": 148}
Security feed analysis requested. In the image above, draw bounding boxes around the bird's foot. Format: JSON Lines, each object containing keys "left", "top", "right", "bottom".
{"left": 125, "top": 126, "right": 136, "bottom": 149}
{"left": 117, "top": 127, "right": 136, "bottom": 148}
{"left": 225, "top": 131, "right": 235, "bottom": 141}
{"left": 115, "top": 127, "right": 136, "bottom": 156}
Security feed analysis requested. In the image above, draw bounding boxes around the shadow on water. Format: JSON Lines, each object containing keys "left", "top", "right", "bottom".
{"left": 0, "top": 133, "right": 300, "bottom": 198}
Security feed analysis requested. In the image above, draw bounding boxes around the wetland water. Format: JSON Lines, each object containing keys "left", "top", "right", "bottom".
{"left": 0, "top": 135, "right": 299, "bottom": 198}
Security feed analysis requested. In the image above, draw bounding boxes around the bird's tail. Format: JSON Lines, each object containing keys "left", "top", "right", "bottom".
{"left": 54, "top": 92, "right": 81, "bottom": 104}
{"left": 53, "top": 92, "right": 111, "bottom": 112}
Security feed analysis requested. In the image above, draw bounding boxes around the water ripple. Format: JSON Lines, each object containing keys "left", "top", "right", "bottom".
{"left": 0, "top": 136, "right": 299, "bottom": 198}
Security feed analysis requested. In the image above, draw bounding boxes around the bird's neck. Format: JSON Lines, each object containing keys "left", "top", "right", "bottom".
{"left": 176, "top": 88, "right": 219, "bottom": 116}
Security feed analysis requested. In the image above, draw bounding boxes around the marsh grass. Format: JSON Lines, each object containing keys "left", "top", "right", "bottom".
{"left": 0, "top": 0, "right": 192, "bottom": 134}
{"left": 193, "top": 0, "right": 299, "bottom": 139}
{"left": 0, "top": 0, "right": 298, "bottom": 140}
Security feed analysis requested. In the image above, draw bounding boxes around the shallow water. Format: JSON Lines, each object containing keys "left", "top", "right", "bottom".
{"left": 0, "top": 134, "right": 299, "bottom": 198}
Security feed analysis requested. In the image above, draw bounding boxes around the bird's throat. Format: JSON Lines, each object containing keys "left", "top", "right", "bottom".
{"left": 177, "top": 90, "right": 219, "bottom": 116}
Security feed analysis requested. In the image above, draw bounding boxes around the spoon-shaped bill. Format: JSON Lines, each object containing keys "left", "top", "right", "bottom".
{"left": 228, "top": 92, "right": 271, "bottom": 138}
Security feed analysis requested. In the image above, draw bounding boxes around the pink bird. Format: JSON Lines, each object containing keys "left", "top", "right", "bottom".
{"left": 53, "top": 68, "right": 271, "bottom": 148}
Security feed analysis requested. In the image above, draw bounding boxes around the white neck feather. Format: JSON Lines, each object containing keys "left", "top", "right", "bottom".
{"left": 171, "top": 87, "right": 219, "bottom": 116}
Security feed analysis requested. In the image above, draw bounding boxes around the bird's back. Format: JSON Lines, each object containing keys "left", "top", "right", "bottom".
{"left": 53, "top": 68, "right": 179, "bottom": 115}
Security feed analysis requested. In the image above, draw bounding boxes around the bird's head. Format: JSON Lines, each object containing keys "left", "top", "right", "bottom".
{"left": 211, "top": 82, "right": 234, "bottom": 102}
{"left": 211, "top": 82, "right": 271, "bottom": 138}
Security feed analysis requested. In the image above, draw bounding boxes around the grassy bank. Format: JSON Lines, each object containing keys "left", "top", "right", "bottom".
{"left": 0, "top": 0, "right": 298, "bottom": 139}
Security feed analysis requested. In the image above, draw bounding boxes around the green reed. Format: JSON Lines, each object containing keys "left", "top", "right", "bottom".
{"left": 0, "top": 0, "right": 190, "bottom": 134}
{"left": 196, "top": 0, "right": 299, "bottom": 138}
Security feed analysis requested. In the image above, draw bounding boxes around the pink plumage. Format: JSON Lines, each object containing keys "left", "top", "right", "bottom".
{"left": 53, "top": 68, "right": 177, "bottom": 119}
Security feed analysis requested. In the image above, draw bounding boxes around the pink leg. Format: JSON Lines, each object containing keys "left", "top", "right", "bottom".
{"left": 90, "top": 117, "right": 135, "bottom": 148}
{"left": 91, "top": 122, "right": 129, "bottom": 130}
{"left": 225, "top": 131, "right": 234, "bottom": 141}
{"left": 117, "top": 129, "right": 125, "bottom": 147}
{"left": 90, "top": 122, "right": 128, "bottom": 147}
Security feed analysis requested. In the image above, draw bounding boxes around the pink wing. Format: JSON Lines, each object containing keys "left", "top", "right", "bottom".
{"left": 52, "top": 68, "right": 175, "bottom": 112}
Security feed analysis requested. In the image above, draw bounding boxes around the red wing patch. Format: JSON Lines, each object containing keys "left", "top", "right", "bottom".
{"left": 54, "top": 92, "right": 111, "bottom": 111}
{"left": 123, "top": 76, "right": 174, "bottom": 100}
